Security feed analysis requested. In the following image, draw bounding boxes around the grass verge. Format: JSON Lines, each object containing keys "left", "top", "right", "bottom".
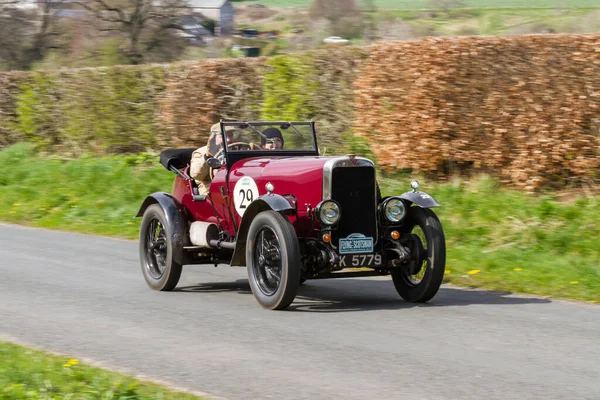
{"left": 1, "top": 143, "right": 598, "bottom": 303}
{"left": 0, "top": 341, "right": 206, "bottom": 399}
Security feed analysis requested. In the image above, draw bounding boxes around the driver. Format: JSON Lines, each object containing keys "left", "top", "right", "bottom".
{"left": 261, "top": 127, "right": 284, "bottom": 150}
{"left": 190, "top": 123, "right": 236, "bottom": 195}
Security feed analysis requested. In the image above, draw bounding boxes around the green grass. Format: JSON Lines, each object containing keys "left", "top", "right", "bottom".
{"left": 0, "top": 341, "right": 206, "bottom": 399}
{"left": 379, "top": 174, "right": 600, "bottom": 303}
{"left": 236, "top": 0, "right": 600, "bottom": 9}
{"left": 0, "top": 143, "right": 174, "bottom": 239}
{"left": 1, "top": 143, "right": 599, "bottom": 303}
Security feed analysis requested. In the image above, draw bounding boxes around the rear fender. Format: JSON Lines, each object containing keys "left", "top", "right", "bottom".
{"left": 230, "top": 194, "right": 296, "bottom": 266}
{"left": 136, "top": 192, "right": 191, "bottom": 265}
{"left": 399, "top": 190, "right": 440, "bottom": 208}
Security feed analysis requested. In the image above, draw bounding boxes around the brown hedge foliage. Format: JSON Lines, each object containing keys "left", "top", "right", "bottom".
{"left": 158, "top": 58, "right": 264, "bottom": 148}
{"left": 354, "top": 34, "right": 600, "bottom": 191}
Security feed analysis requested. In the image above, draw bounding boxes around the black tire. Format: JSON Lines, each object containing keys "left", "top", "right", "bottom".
{"left": 246, "top": 211, "right": 301, "bottom": 310}
{"left": 391, "top": 207, "right": 446, "bottom": 303}
{"left": 139, "top": 204, "right": 183, "bottom": 291}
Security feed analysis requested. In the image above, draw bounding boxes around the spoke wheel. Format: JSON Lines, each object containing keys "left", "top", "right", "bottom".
{"left": 246, "top": 211, "right": 300, "bottom": 310}
{"left": 253, "top": 227, "right": 283, "bottom": 296}
{"left": 139, "top": 204, "right": 182, "bottom": 291}
{"left": 391, "top": 207, "right": 446, "bottom": 303}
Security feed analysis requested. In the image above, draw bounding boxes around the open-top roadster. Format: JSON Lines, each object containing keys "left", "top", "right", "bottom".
{"left": 136, "top": 121, "right": 446, "bottom": 310}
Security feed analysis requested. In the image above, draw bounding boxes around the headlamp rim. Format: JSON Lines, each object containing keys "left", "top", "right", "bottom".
{"left": 382, "top": 197, "right": 407, "bottom": 223}
{"left": 315, "top": 199, "right": 341, "bottom": 226}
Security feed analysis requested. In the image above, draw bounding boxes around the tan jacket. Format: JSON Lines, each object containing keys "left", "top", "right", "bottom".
{"left": 190, "top": 145, "right": 211, "bottom": 194}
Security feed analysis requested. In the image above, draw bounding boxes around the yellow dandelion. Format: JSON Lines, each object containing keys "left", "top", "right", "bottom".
{"left": 513, "top": 268, "right": 523, "bottom": 271}
{"left": 444, "top": 270, "right": 452, "bottom": 275}
{"left": 63, "top": 363, "right": 72, "bottom": 367}
{"left": 68, "top": 359, "right": 79, "bottom": 364}
{"left": 570, "top": 281, "right": 579, "bottom": 285}
{"left": 13, "top": 203, "right": 20, "bottom": 207}
{"left": 467, "top": 270, "right": 480, "bottom": 275}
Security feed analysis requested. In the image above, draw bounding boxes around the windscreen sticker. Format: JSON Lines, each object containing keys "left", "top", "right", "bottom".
{"left": 233, "top": 176, "right": 259, "bottom": 217}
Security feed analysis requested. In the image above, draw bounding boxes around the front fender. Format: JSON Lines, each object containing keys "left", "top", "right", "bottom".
{"left": 399, "top": 190, "right": 440, "bottom": 208}
{"left": 136, "top": 192, "right": 191, "bottom": 265}
{"left": 230, "top": 194, "right": 296, "bottom": 266}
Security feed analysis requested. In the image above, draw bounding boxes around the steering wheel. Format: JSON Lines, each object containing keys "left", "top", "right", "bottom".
{"left": 213, "top": 142, "right": 254, "bottom": 162}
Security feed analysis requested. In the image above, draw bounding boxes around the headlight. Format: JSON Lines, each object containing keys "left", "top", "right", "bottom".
{"left": 383, "top": 198, "right": 406, "bottom": 223}
{"left": 315, "top": 200, "right": 341, "bottom": 225}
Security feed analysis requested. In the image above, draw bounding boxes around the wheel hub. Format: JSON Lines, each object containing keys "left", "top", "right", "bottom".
{"left": 407, "top": 233, "right": 426, "bottom": 275}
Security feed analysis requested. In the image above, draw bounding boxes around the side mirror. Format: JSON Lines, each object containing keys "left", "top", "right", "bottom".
{"left": 206, "top": 157, "right": 223, "bottom": 169}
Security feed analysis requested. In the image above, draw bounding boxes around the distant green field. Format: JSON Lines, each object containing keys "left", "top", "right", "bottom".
{"left": 237, "top": 0, "right": 600, "bottom": 9}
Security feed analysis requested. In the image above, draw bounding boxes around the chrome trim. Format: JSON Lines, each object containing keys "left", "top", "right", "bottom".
{"left": 322, "top": 156, "right": 375, "bottom": 200}
{"left": 322, "top": 156, "right": 378, "bottom": 247}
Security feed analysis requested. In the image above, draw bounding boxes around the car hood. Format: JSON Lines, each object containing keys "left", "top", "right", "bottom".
{"left": 233, "top": 156, "right": 331, "bottom": 176}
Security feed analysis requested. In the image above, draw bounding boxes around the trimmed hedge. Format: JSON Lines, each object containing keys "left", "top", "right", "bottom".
{"left": 0, "top": 72, "right": 28, "bottom": 147}
{"left": 9, "top": 66, "right": 166, "bottom": 155}
{"left": 158, "top": 58, "right": 264, "bottom": 149}
{"left": 354, "top": 34, "right": 600, "bottom": 190}
{"left": 1, "top": 34, "right": 599, "bottom": 190}
{"left": 261, "top": 47, "right": 368, "bottom": 152}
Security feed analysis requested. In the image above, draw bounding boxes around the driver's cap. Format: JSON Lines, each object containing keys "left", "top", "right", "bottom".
{"left": 210, "top": 122, "right": 236, "bottom": 135}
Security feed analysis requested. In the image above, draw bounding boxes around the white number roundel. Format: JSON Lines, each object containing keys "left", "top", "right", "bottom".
{"left": 233, "top": 176, "right": 260, "bottom": 217}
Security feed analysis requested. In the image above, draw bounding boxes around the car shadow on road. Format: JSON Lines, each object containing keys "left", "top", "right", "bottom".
{"left": 291, "top": 280, "right": 552, "bottom": 313}
{"left": 175, "top": 277, "right": 552, "bottom": 313}
{"left": 175, "top": 280, "right": 252, "bottom": 295}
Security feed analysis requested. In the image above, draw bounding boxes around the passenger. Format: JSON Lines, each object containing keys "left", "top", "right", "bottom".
{"left": 190, "top": 123, "right": 236, "bottom": 195}
{"left": 261, "top": 127, "right": 284, "bottom": 150}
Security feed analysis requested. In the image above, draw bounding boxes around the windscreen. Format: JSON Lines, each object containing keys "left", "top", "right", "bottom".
{"left": 222, "top": 122, "right": 317, "bottom": 153}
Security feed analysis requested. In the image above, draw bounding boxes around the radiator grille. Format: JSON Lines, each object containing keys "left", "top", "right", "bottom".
{"left": 330, "top": 166, "right": 377, "bottom": 249}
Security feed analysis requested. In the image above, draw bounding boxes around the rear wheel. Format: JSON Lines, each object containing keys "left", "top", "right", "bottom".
{"left": 139, "top": 204, "right": 182, "bottom": 291}
{"left": 246, "top": 211, "right": 301, "bottom": 310}
{"left": 391, "top": 207, "right": 446, "bottom": 302}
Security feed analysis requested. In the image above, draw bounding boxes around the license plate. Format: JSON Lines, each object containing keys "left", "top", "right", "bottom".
{"left": 339, "top": 254, "right": 384, "bottom": 268}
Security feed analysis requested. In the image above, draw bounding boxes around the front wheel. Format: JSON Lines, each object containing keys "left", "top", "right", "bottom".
{"left": 246, "top": 211, "right": 301, "bottom": 310}
{"left": 391, "top": 207, "right": 446, "bottom": 303}
{"left": 139, "top": 204, "right": 182, "bottom": 291}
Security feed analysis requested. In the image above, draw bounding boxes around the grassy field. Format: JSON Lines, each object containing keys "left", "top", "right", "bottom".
{"left": 1, "top": 143, "right": 599, "bottom": 303}
{"left": 395, "top": 7, "right": 597, "bottom": 33}
{"left": 0, "top": 341, "right": 206, "bottom": 400}
{"left": 235, "top": 2, "right": 600, "bottom": 45}
{"left": 237, "top": 0, "right": 600, "bottom": 9}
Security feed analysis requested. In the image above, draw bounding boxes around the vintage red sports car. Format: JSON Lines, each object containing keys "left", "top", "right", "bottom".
{"left": 136, "top": 121, "right": 446, "bottom": 310}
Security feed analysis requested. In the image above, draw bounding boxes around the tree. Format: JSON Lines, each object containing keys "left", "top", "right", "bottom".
{"left": 309, "top": 0, "right": 363, "bottom": 39}
{"left": 79, "top": 0, "right": 189, "bottom": 65}
{"left": 26, "top": 0, "right": 67, "bottom": 65}
{"left": 362, "top": 0, "right": 377, "bottom": 42}
{"left": 0, "top": 0, "right": 64, "bottom": 70}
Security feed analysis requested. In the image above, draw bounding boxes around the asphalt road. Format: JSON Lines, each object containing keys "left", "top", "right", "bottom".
{"left": 1, "top": 223, "right": 599, "bottom": 400}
